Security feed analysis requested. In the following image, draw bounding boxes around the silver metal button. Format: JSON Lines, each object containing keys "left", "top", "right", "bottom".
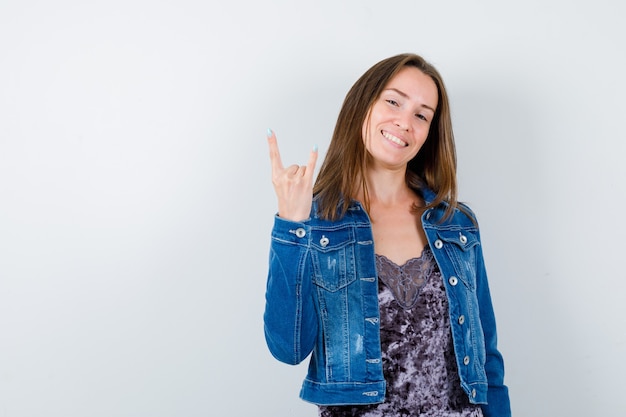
{"left": 458, "top": 315, "right": 465, "bottom": 325}
{"left": 463, "top": 355, "right": 470, "bottom": 365}
{"left": 471, "top": 389, "right": 476, "bottom": 398}
{"left": 320, "top": 236, "right": 329, "bottom": 247}
{"left": 449, "top": 276, "right": 458, "bottom": 286}
{"left": 295, "top": 228, "right": 306, "bottom": 238}
{"left": 459, "top": 234, "right": 467, "bottom": 244}
{"left": 434, "top": 239, "right": 443, "bottom": 249}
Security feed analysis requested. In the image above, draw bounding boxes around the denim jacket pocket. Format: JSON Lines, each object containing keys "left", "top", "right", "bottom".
{"left": 310, "top": 226, "right": 356, "bottom": 292}
{"left": 436, "top": 230, "right": 479, "bottom": 291}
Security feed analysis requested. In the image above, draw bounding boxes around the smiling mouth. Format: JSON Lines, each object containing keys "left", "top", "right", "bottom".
{"left": 382, "top": 131, "right": 408, "bottom": 147}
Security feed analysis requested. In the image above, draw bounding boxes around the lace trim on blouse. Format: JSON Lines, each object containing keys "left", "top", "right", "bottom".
{"left": 374, "top": 247, "right": 435, "bottom": 309}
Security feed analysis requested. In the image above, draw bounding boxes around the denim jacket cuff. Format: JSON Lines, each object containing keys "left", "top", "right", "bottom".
{"left": 272, "top": 214, "right": 312, "bottom": 246}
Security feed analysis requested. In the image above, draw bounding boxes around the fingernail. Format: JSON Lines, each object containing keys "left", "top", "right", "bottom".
{"left": 266, "top": 128, "right": 273, "bottom": 137}
{"left": 313, "top": 144, "right": 318, "bottom": 152}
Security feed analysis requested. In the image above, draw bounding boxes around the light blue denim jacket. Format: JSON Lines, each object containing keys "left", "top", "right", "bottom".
{"left": 264, "top": 189, "right": 511, "bottom": 417}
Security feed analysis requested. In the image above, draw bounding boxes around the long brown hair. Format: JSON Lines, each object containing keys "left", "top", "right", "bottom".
{"left": 313, "top": 53, "right": 458, "bottom": 221}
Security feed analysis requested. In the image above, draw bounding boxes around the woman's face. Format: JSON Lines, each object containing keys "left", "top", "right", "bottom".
{"left": 362, "top": 66, "right": 438, "bottom": 171}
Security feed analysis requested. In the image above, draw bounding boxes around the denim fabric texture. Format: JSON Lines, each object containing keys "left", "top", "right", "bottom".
{"left": 264, "top": 189, "right": 511, "bottom": 417}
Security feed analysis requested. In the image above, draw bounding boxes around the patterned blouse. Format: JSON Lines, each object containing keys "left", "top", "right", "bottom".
{"left": 319, "top": 247, "right": 483, "bottom": 417}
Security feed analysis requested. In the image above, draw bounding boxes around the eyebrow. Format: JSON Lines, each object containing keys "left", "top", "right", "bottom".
{"left": 385, "top": 88, "right": 436, "bottom": 113}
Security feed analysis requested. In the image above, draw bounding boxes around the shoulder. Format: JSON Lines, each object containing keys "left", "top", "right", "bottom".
{"left": 310, "top": 198, "right": 370, "bottom": 225}
{"left": 424, "top": 201, "right": 479, "bottom": 230}
{"left": 457, "top": 202, "right": 478, "bottom": 224}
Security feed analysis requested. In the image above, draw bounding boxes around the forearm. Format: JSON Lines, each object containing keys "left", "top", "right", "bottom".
{"left": 263, "top": 217, "right": 317, "bottom": 364}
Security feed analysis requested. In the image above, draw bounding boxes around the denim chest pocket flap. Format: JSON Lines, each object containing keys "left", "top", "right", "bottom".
{"left": 310, "top": 226, "right": 357, "bottom": 292}
{"left": 436, "top": 229, "right": 479, "bottom": 290}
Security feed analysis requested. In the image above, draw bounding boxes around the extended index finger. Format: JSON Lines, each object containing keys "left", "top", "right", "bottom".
{"left": 266, "top": 129, "right": 284, "bottom": 173}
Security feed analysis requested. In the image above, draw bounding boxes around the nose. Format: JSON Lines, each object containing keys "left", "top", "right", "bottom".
{"left": 394, "top": 111, "right": 411, "bottom": 131}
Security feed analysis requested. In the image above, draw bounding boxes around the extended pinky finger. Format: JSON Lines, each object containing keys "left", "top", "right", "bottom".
{"left": 306, "top": 145, "right": 319, "bottom": 177}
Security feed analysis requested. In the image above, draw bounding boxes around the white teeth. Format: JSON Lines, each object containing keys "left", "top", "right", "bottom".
{"left": 382, "top": 131, "right": 407, "bottom": 147}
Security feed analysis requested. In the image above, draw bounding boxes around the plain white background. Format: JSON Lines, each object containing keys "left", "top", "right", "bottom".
{"left": 1, "top": 1, "right": 625, "bottom": 416}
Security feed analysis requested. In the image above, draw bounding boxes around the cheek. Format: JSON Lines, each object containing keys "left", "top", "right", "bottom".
{"left": 417, "top": 122, "right": 433, "bottom": 140}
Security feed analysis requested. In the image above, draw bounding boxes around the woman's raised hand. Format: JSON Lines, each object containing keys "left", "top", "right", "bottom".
{"left": 267, "top": 129, "right": 318, "bottom": 222}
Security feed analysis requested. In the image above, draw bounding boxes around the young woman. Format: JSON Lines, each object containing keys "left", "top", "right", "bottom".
{"left": 264, "top": 53, "right": 511, "bottom": 417}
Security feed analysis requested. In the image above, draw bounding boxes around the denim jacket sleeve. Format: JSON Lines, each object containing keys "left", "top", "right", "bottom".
{"left": 475, "top": 233, "right": 511, "bottom": 417}
{"left": 263, "top": 215, "right": 317, "bottom": 365}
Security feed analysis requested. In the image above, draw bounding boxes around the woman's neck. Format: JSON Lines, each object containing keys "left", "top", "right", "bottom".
{"left": 359, "top": 166, "right": 414, "bottom": 207}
